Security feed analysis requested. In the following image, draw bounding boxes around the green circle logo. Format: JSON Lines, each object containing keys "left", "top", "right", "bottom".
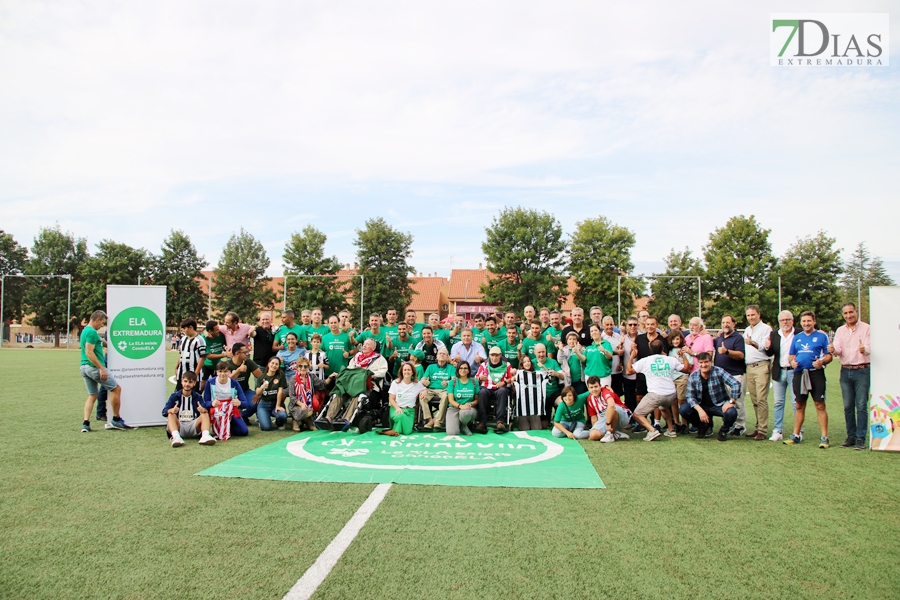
{"left": 287, "top": 431, "right": 562, "bottom": 471}
{"left": 109, "top": 307, "right": 164, "bottom": 359}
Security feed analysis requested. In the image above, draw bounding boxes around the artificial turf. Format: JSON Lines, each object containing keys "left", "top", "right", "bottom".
{"left": 1, "top": 348, "right": 898, "bottom": 599}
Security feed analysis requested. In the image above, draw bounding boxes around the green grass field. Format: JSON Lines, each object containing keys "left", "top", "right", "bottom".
{"left": 1, "top": 348, "right": 898, "bottom": 599}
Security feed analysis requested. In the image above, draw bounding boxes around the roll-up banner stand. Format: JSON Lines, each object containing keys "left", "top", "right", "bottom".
{"left": 107, "top": 285, "right": 167, "bottom": 427}
{"left": 869, "top": 286, "right": 900, "bottom": 452}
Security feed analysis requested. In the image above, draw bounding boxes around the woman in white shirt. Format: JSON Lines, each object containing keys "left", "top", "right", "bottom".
{"left": 378, "top": 362, "right": 425, "bottom": 436}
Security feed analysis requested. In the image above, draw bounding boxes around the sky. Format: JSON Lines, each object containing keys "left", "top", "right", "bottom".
{"left": 2, "top": 1, "right": 898, "bottom": 278}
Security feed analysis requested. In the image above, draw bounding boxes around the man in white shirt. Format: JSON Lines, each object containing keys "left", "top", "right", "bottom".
{"left": 743, "top": 304, "right": 773, "bottom": 441}
{"left": 764, "top": 311, "right": 800, "bottom": 441}
{"left": 626, "top": 338, "right": 690, "bottom": 441}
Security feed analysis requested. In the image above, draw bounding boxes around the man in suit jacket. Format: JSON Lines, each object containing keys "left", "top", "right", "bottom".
{"left": 764, "top": 310, "right": 801, "bottom": 441}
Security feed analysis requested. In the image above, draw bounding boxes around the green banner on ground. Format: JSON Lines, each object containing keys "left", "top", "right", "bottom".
{"left": 198, "top": 430, "right": 604, "bottom": 488}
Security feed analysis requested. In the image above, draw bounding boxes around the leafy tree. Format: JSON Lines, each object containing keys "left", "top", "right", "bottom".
{"left": 152, "top": 230, "right": 208, "bottom": 327}
{"left": 348, "top": 218, "right": 415, "bottom": 324}
{"left": 76, "top": 240, "right": 151, "bottom": 317}
{"left": 647, "top": 248, "right": 705, "bottom": 323}
{"left": 283, "top": 225, "right": 347, "bottom": 317}
{"left": 213, "top": 229, "right": 276, "bottom": 322}
{"left": 569, "top": 216, "right": 641, "bottom": 316}
{"left": 840, "top": 242, "right": 895, "bottom": 322}
{"left": 0, "top": 230, "right": 29, "bottom": 328}
{"left": 480, "top": 207, "right": 568, "bottom": 313}
{"left": 777, "top": 233, "right": 843, "bottom": 330}
{"left": 702, "top": 215, "right": 778, "bottom": 326}
{"left": 24, "top": 226, "right": 88, "bottom": 346}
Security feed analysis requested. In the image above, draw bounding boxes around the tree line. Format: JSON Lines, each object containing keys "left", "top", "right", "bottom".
{"left": 0, "top": 210, "right": 893, "bottom": 345}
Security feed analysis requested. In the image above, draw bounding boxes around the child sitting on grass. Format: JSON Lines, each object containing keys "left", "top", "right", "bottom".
{"left": 551, "top": 385, "right": 590, "bottom": 439}
{"left": 162, "top": 372, "right": 217, "bottom": 447}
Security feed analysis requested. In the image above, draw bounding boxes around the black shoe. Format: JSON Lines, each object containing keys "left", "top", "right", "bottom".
{"left": 633, "top": 424, "right": 647, "bottom": 433}
{"left": 474, "top": 421, "right": 488, "bottom": 434}
{"left": 717, "top": 429, "right": 728, "bottom": 442}
{"left": 854, "top": 439, "right": 866, "bottom": 450}
{"left": 729, "top": 427, "right": 745, "bottom": 437}
{"left": 696, "top": 425, "right": 708, "bottom": 439}
{"left": 686, "top": 426, "right": 698, "bottom": 434}
{"left": 839, "top": 437, "right": 856, "bottom": 448}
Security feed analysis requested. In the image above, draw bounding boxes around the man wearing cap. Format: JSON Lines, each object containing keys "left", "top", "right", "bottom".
{"left": 474, "top": 346, "right": 514, "bottom": 433}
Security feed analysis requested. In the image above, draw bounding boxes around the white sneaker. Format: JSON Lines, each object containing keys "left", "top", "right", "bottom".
{"left": 613, "top": 431, "right": 629, "bottom": 440}
{"left": 199, "top": 431, "right": 216, "bottom": 445}
{"left": 769, "top": 430, "right": 783, "bottom": 442}
{"left": 171, "top": 433, "right": 184, "bottom": 447}
{"left": 663, "top": 429, "right": 677, "bottom": 438}
{"left": 644, "top": 429, "right": 662, "bottom": 442}
{"left": 600, "top": 431, "right": 615, "bottom": 443}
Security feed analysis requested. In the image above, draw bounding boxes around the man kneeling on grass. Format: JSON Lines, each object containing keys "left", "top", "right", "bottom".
{"left": 678, "top": 352, "right": 741, "bottom": 442}
{"left": 163, "top": 372, "right": 217, "bottom": 447}
{"left": 583, "top": 376, "right": 631, "bottom": 443}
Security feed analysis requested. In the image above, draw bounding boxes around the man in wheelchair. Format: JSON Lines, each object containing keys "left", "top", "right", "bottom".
{"left": 315, "top": 338, "right": 390, "bottom": 431}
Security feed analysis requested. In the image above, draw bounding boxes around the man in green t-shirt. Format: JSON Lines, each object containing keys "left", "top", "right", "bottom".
{"left": 355, "top": 313, "right": 393, "bottom": 356}
{"left": 202, "top": 320, "right": 227, "bottom": 385}
{"left": 542, "top": 310, "right": 566, "bottom": 360}
{"left": 322, "top": 315, "right": 354, "bottom": 377}
{"left": 427, "top": 313, "right": 454, "bottom": 347}
{"left": 389, "top": 322, "right": 417, "bottom": 376}
{"left": 496, "top": 326, "right": 521, "bottom": 369}
{"left": 79, "top": 310, "right": 126, "bottom": 432}
{"left": 418, "top": 349, "right": 456, "bottom": 430}
{"left": 273, "top": 309, "right": 304, "bottom": 353}
{"left": 301, "top": 308, "right": 330, "bottom": 347}
{"left": 480, "top": 316, "right": 504, "bottom": 350}
{"left": 520, "top": 321, "right": 544, "bottom": 362}
{"left": 470, "top": 314, "right": 486, "bottom": 340}
{"left": 499, "top": 311, "right": 521, "bottom": 341}
{"left": 403, "top": 310, "right": 425, "bottom": 344}
{"left": 382, "top": 308, "right": 400, "bottom": 347}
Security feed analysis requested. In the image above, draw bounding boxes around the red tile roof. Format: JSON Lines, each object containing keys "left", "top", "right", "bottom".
{"left": 447, "top": 269, "right": 493, "bottom": 300}
{"left": 407, "top": 277, "right": 448, "bottom": 311}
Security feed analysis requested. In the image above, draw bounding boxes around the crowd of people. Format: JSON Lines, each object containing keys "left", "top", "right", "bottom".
{"left": 77, "top": 300, "right": 872, "bottom": 451}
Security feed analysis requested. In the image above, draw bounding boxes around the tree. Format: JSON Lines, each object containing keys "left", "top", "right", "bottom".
{"left": 777, "top": 233, "right": 843, "bottom": 330}
{"left": 480, "top": 207, "right": 568, "bottom": 313}
{"left": 703, "top": 215, "right": 778, "bottom": 326}
{"left": 152, "top": 230, "right": 208, "bottom": 327}
{"left": 840, "top": 242, "right": 895, "bottom": 322}
{"left": 283, "top": 225, "right": 347, "bottom": 318}
{"left": 647, "top": 248, "right": 705, "bottom": 323}
{"left": 569, "top": 216, "right": 641, "bottom": 316}
{"left": 213, "top": 228, "right": 275, "bottom": 322}
{"left": 76, "top": 240, "right": 151, "bottom": 317}
{"left": 24, "top": 226, "right": 88, "bottom": 346}
{"left": 349, "top": 218, "right": 415, "bottom": 323}
{"left": 0, "top": 230, "right": 29, "bottom": 329}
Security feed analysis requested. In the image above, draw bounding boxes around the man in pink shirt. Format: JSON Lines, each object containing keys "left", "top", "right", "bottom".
{"left": 683, "top": 317, "right": 714, "bottom": 374}
{"left": 828, "top": 302, "right": 870, "bottom": 450}
{"left": 220, "top": 311, "right": 254, "bottom": 353}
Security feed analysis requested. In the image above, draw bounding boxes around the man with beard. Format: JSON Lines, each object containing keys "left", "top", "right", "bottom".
{"left": 713, "top": 315, "right": 747, "bottom": 436}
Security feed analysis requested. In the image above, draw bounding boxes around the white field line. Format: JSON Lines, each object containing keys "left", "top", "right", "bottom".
{"left": 283, "top": 483, "right": 393, "bottom": 600}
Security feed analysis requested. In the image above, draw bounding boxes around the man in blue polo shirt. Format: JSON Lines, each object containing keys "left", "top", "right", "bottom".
{"left": 784, "top": 310, "right": 832, "bottom": 448}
